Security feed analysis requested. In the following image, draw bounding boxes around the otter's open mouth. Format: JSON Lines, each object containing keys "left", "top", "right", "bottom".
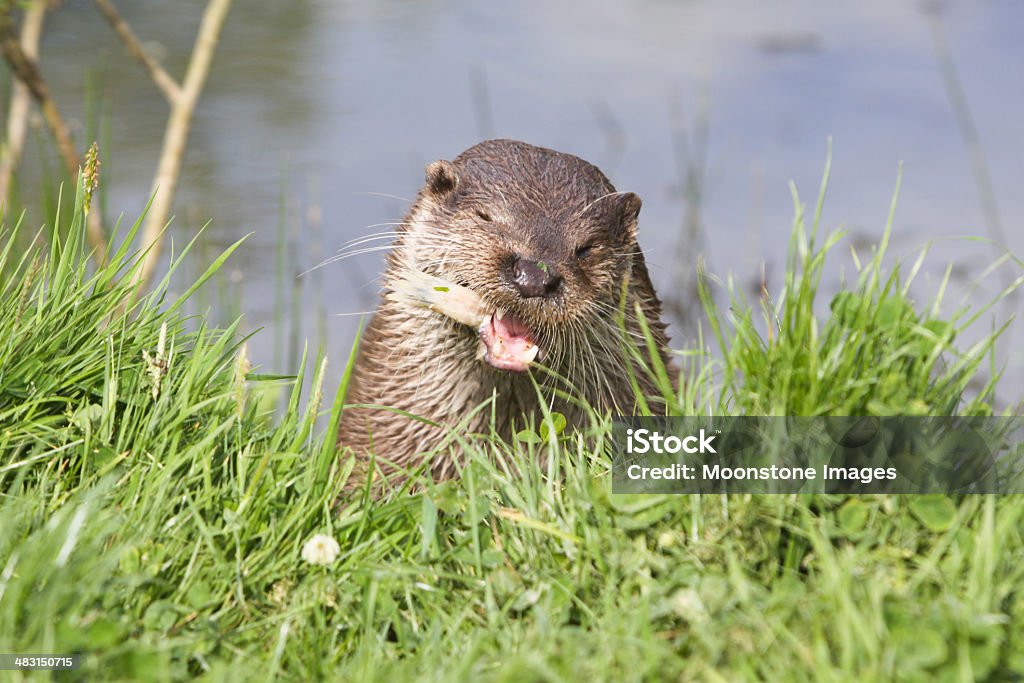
{"left": 478, "top": 310, "right": 540, "bottom": 373}
{"left": 383, "top": 266, "right": 542, "bottom": 372}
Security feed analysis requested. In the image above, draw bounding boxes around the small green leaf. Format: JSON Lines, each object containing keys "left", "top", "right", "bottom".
{"left": 433, "top": 285, "right": 449, "bottom": 293}
{"left": 891, "top": 625, "right": 948, "bottom": 670}
{"left": 539, "top": 412, "right": 567, "bottom": 440}
{"left": 186, "top": 580, "right": 213, "bottom": 608}
{"left": 611, "top": 495, "right": 674, "bottom": 530}
{"left": 909, "top": 495, "right": 957, "bottom": 532}
{"left": 119, "top": 545, "right": 141, "bottom": 573}
{"left": 72, "top": 403, "right": 104, "bottom": 431}
{"left": 837, "top": 499, "right": 869, "bottom": 534}
{"left": 515, "top": 429, "right": 542, "bottom": 444}
{"left": 142, "top": 600, "right": 179, "bottom": 631}
{"left": 829, "top": 291, "right": 861, "bottom": 328}
{"left": 877, "top": 295, "right": 913, "bottom": 328}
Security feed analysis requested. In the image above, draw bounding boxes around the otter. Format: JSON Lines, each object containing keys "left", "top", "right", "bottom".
{"left": 338, "top": 139, "right": 675, "bottom": 488}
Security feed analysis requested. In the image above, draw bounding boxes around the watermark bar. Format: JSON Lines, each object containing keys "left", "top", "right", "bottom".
{"left": 612, "top": 416, "right": 1024, "bottom": 494}
{"left": 0, "top": 654, "right": 80, "bottom": 670}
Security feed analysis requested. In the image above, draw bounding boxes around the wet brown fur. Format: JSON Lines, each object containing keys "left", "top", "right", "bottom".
{"left": 338, "top": 139, "right": 676, "bottom": 490}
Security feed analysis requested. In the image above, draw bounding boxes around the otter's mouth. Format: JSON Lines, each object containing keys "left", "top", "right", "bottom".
{"left": 478, "top": 310, "right": 540, "bottom": 373}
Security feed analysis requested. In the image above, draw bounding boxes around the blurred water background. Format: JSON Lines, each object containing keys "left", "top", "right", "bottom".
{"left": 10, "top": 0, "right": 1023, "bottom": 406}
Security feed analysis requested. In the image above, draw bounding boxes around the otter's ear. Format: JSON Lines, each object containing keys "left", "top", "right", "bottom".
{"left": 425, "top": 160, "right": 458, "bottom": 196}
{"left": 614, "top": 192, "right": 642, "bottom": 242}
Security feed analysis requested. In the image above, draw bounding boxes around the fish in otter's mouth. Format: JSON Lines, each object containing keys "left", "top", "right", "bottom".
{"left": 385, "top": 266, "right": 542, "bottom": 373}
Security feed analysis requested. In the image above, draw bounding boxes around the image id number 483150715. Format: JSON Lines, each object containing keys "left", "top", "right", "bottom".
{"left": 0, "top": 654, "right": 80, "bottom": 670}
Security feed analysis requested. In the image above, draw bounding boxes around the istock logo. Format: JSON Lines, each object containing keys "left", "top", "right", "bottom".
{"left": 626, "top": 428, "right": 717, "bottom": 454}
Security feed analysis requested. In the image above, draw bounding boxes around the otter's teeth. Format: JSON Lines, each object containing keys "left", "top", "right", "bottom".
{"left": 495, "top": 308, "right": 506, "bottom": 322}
{"left": 523, "top": 344, "right": 540, "bottom": 363}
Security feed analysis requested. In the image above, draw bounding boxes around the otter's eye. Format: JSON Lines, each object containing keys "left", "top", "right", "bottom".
{"left": 475, "top": 209, "right": 492, "bottom": 222}
{"left": 575, "top": 243, "right": 594, "bottom": 259}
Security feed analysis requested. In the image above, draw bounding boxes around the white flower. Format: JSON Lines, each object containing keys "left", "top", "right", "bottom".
{"left": 301, "top": 534, "right": 340, "bottom": 566}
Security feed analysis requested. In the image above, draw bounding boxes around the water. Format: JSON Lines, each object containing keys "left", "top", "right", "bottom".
{"left": 14, "top": 0, "right": 1024, "bottom": 406}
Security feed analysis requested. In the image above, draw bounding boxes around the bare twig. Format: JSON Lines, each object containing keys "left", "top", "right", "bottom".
{"left": 0, "top": 4, "right": 78, "bottom": 177}
{"left": 1, "top": 0, "right": 231, "bottom": 282}
{"left": 93, "top": 0, "right": 181, "bottom": 105}
{"left": 0, "top": 0, "right": 45, "bottom": 202}
{"left": 0, "top": 3, "right": 107, "bottom": 261}
{"left": 130, "top": 0, "right": 233, "bottom": 290}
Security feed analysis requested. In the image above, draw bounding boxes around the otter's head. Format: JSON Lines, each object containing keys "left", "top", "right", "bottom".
{"left": 397, "top": 139, "right": 643, "bottom": 374}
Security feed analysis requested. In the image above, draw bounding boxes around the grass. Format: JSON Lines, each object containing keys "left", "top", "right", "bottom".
{"left": 1, "top": 168, "right": 1022, "bottom": 682}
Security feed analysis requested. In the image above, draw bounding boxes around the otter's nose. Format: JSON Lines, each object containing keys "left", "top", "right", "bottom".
{"left": 512, "top": 257, "right": 562, "bottom": 298}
